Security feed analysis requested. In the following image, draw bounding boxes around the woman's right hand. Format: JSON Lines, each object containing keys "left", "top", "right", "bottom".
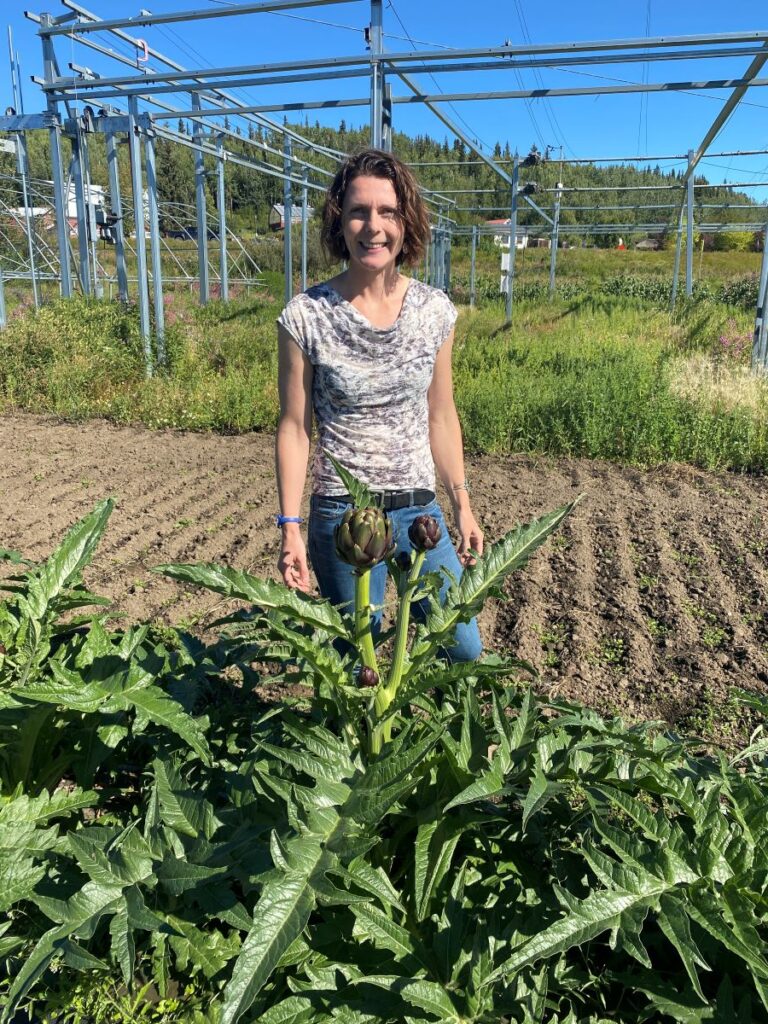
{"left": 278, "top": 526, "right": 311, "bottom": 592}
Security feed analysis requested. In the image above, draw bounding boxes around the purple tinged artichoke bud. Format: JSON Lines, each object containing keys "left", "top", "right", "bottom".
{"left": 334, "top": 506, "right": 395, "bottom": 570}
{"left": 408, "top": 514, "right": 442, "bottom": 552}
{"left": 359, "top": 666, "right": 379, "bottom": 687}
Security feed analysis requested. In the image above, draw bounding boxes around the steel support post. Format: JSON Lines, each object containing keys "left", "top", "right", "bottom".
{"left": 506, "top": 154, "right": 519, "bottom": 324}
{"left": 105, "top": 128, "right": 128, "bottom": 302}
{"left": 192, "top": 94, "right": 209, "bottom": 303}
{"left": 127, "top": 98, "right": 152, "bottom": 376}
{"left": 444, "top": 226, "right": 451, "bottom": 293}
{"left": 670, "top": 202, "right": 685, "bottom": 311}
{"left": 283, "top": 136, "right": 293, "bottom": 305}
{"left": 470, "top": 224, "right": 477, "bottom": 308}
{"left": 549, "top": 182, "right": 562, "bottom": 296}
{"left": 0, "top": 267, "right": 5, "bottom": 328}
{"left": 369, "top": 0, "right": 384, "bottom": 147}
{"left": 382, "top": 82, "right": 392, "bottom": 152}
{"left": 301, "top": 166, "right": 308, "bottom": 293}
{"left": 686, "top": 149, "right": 694, "bottom": 297}
{"left": 216, "top": 134, "right": 229, "bottom": 301}
{"left": 40, "top": 17, "right": 71, "bottom": 298}
{"left": 70, "top": 129, "right": 92, "bottom": 295}
{"left": 144, "top": 129, "right": 166, "bottom": 365}
{"left": 81, "top": 127, "right": 102, "bottom": 298}
{"left": 751, "top": 225, "right": 768, "bottom": 373}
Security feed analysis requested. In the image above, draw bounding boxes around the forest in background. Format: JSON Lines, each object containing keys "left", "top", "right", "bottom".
{"left": 1, "top": 117, "right": 765, "bottom": 246}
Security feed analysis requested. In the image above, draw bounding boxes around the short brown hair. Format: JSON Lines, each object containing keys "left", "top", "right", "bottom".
{"left": 321, "top": 148, "right": 430, "bottom": 267}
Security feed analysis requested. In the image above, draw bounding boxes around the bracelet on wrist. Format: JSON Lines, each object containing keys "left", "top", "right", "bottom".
{"left": 275, "top": 514, "right": 304, "bottom": 528}
{"left": 450, "top": 480, "right": 471, "bottom": 495}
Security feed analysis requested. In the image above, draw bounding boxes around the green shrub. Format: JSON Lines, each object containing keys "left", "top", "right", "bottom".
{"left": 3, "top": 500, "right": 768, "bottom": 1023}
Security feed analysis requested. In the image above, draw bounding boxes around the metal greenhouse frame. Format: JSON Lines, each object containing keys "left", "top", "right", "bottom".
{"left": 0, "top": 1, "right": 767, "bottom": 372}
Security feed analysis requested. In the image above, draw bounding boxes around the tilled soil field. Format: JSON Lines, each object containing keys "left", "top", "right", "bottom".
{"left": 3, "top": 413, "right": 768, "bottom": 747}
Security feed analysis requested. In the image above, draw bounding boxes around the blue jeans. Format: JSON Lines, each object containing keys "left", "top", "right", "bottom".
{"left": 308, "top": 495, "right": 482, "bottom": 663}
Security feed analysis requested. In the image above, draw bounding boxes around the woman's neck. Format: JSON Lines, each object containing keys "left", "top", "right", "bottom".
{"left": 334, "top": 265, "right": 403, "bottom": 303}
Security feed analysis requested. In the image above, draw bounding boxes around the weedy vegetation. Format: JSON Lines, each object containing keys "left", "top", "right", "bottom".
{"left": 2, "top": 475, "right": 768, "bottom": 1023}
{"left": 0, "top": 264, "right": 766, "bottom": 470}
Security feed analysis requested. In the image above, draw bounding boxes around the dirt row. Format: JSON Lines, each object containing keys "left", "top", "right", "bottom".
{"left": 4, "top": 413, "right": 768, "bottom": 746}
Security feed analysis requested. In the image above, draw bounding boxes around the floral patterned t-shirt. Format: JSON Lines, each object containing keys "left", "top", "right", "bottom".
{"left": 277, "top": 279, "right": 457, "bottom": 495}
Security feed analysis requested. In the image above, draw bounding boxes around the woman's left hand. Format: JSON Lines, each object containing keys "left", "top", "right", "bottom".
{"left": 455, "top": 507, "right": 484, "bottom": 567}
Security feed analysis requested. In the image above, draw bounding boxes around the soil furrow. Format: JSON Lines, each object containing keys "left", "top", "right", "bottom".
{"left": 4, "top": 413, "right": 767, "bottom": 747}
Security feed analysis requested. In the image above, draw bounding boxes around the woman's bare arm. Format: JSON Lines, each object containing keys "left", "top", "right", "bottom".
{"left": 275, "top": 324, "right": 313, "bottom": 590}
{"left": 428, "top": 331, "right": 484, "bottom": 563}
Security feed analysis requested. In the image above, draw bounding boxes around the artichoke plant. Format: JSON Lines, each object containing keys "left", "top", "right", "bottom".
{"left": 408, "top": 514, "right": 442, "bottom": 552}
{"left": 335, "top": 507, "right": 395, "bottom": 571}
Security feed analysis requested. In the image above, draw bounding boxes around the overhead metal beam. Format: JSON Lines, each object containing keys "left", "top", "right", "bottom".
{"left": 120, "top": 76, "right": 768, "bottom": 116}
{"left": 54, "top": 0, "right": 346, "bottom": 159}
{"left": 40, "top": 0, "right": 363, "bottom": 36}
{"left": 682, "top": 42, "right": 768, "bottom": 185}
{"left": 396, "top": 69, "right": 512, "bottom": 187}
{"left": 42, "top": 33, "right": 768, "bottom": 93}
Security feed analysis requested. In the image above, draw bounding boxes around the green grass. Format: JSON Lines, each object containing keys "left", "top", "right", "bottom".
{"left": 453, "top": 296, "right": 767, "bottom": 470}
{"left": 1, "top": 279, "right": 766, "bottom": 471}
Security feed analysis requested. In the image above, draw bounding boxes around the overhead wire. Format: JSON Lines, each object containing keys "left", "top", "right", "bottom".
{"left": 385, "top": 0, "right": 494, "bottom": 153}
{"left": 636, "top": 0, "right": 651, "bottom": 155}
{"left": 510, "top": 0, "right": 572, "bottom": 157}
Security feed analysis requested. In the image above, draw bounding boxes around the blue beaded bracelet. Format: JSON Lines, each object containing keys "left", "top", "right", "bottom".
{"left": 275, "top": 514, "right": 304, "bottom": 527}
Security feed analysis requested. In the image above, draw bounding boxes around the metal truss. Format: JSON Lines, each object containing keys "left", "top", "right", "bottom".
{"left": 0, "top": 1, "right": 766, "bottom": 369}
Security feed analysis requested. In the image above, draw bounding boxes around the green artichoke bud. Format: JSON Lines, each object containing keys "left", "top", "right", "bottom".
{"left": 408, "top": 514, "right": 442, "bottom": 552}
{"left": 335, "top": 506, "right": 395, "bottom": 570}
{"left": 359, "top": 666, "right": 379, "bottom": 687}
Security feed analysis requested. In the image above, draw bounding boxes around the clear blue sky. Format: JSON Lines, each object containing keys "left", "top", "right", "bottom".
{"left": 4, "top": 1, "right": 768, "bottom": 202}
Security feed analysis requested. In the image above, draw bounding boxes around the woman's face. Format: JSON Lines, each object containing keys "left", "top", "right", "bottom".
{"left": 340, "top": 174, "right": 405, "bottom": 275}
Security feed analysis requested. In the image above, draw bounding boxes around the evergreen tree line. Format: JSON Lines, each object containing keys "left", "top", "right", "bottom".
{"left": 0, "top": 117, "right": 763, "bottom": 244}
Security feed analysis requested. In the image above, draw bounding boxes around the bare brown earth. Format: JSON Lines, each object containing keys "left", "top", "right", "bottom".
{"left": 3, "top": 412, "right": 768, "bottom": 747}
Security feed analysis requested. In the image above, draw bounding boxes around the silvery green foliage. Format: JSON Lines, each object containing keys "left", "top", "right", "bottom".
{"left": 2, "top": 501, "right": 768, "bottom": 1023}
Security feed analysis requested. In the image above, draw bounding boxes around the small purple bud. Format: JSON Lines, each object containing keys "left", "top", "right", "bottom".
{"left": 408, "top": 514, "right": 442, "bottom": 552}
{"left": 359, "top": 666, "right": 379, "bottom": 687}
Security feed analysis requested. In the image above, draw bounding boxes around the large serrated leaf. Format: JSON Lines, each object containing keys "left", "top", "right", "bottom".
{"left": 351, "top": 903, "right": 417, "bottom": 960}
{"left": 358, "top": 976, "right": 461, "bottom": 1023}
{"left": 221, "top": 838, "right": 331, "bottom": 1024}
{"left": 2, "top": 881, "right": 122, "bottom": 1022}
{"left": 443, "top": 760, "right": 507, "bottom": 812}
{"left": 155, "top": 562, "right": 349, "bottom": 637}
{"left": 485, "top": 878, "right": 668, "bottom": 985}
{"left": 254, "top": 995, "right": 315, "bottom": 1024}
{"left": 116, "top": 685, "right": 210, "bottom": 763}
{"left": 26, "top": 500, "right": 114, "bottom": 624}
{"left": 154, "top": 759, "right": 219, "bottom": 839}
{"left": 409, "top": 502, "right": 577, "bottom": 664}
{"left": 656, "top": 893, "right": 709, "bottom": 1001}
{"left": 109, "top": 905, "right": 135, "bottom": 987}
{"left": 0, "top": 854, "right": 46, "bottom": 913}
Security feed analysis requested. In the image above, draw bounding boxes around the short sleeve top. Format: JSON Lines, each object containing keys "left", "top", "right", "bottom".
{"left": 277, "top": 278, "right": 457, "bottom": 496}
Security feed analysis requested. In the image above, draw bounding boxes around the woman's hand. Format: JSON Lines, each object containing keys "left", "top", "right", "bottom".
{"left": 278, "top": 525, "right": 311, "bottom": 592}
{"left": 455, "top": 506, "right": 484, "bottom": 567}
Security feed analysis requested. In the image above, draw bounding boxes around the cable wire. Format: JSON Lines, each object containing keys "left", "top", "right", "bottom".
{"left": 385, "top": 0, "right": 494, "bottom": 153}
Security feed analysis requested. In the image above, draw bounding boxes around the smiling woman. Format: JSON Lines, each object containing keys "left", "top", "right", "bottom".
{"left": 274, "top": 148, "right": 483, "bottom": 663}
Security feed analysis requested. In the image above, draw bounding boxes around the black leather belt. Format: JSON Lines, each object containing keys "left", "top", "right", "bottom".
{"left": 316, "top": 489, "right": 435, "bottom": 511}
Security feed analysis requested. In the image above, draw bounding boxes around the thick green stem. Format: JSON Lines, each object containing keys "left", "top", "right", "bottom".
{"left": 371, "top": 550, "right": 426, "bottom": 752}
{"left": 354, "top": 569, "right": 378, "bottom": 674}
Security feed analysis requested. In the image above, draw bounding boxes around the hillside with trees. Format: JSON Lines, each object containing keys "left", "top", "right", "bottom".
{"left": 1, "top": 118, "right": 764, "bottom": 246}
